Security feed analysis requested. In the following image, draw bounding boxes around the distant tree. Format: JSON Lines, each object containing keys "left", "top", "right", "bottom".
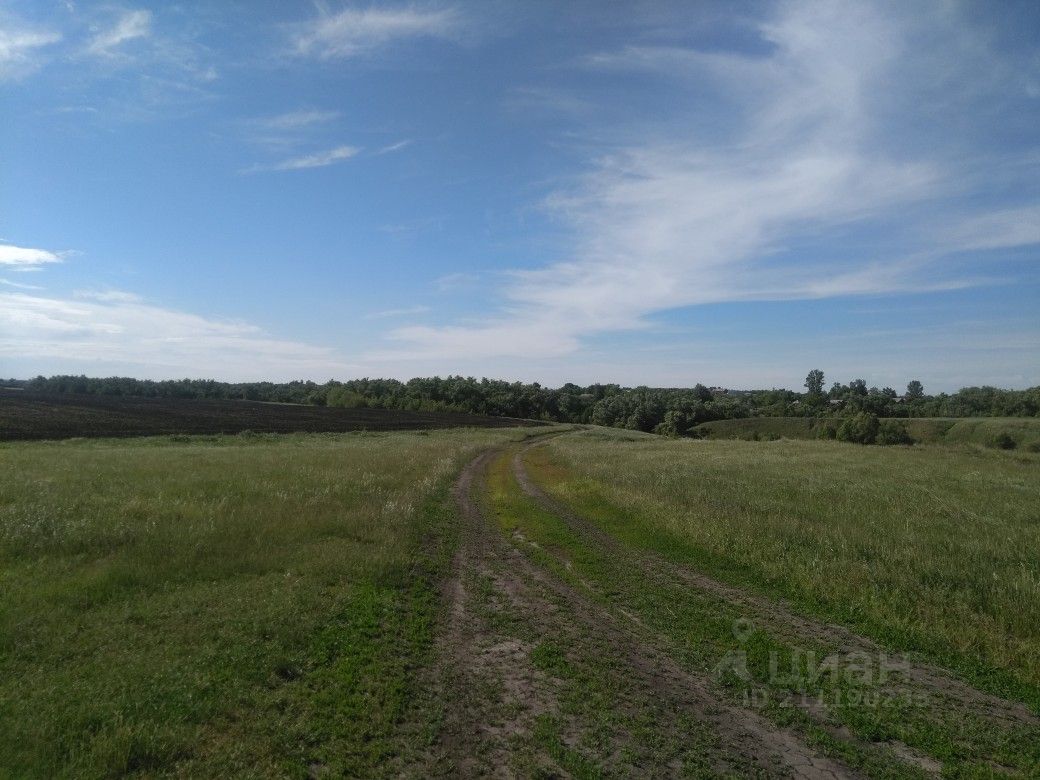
{"left": 654, "top": 409, "right": 690, "bottom": 437}
{"left": 326, "top": 387, "right": 367, "bottom": 408}
{"left": 906, "top": 380, "right": 924, "bottom": 401}
{"left": 21, "top": 373, "right": 1038, "bottom": 427}
{"left": 804, "top": 369, "right": 825, "bottom": 396}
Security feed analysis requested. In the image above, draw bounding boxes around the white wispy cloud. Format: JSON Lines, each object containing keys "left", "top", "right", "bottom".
{"left": 0, "top": 278, "right": 43, "bottom": 290}
{"left": 260, "top": 109, "right": 341, "bottom": 131}
{"left": 376, "top": 139, "right": 413, "bottom": 155}
{"left": 0, "top": 244, "right": 66, "bottom": 267}
{"left": 0, "top": 291, "right": 359, "bottom": 380}
{"left": 364, "top": 305, "right": 431, "bottom": 320}
{"left": 293, "top": 6, "right": 461, "bottom": 59}
{"left": 246, "top": 144, "right": 361, "bottom": 173}
{"left": 243, "top": 109, "right": 343, "bottom": 158}
{"left": 87, "top": 9, "right": 151, "bottom": 57}
{"left": 945, "top": 205, "right": 1040, "bottom": 252}
{"left": 374, "top": 0, "right": 1039, "bottom": 364}
{"left": 433, "top": 272, "right": 478, "bottom": 292}
{"left": 74, "top": 289, "right": 143, "bottom": 303}
{"left": 0, "top": 23, "right": 61, "bottom": 79}
{"left": 8, "top": 6, "right": 219, "bottom": 121}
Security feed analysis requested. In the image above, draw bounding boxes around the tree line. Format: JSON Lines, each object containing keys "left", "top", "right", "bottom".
{"left": 7, "top": 373, "right": 1039, "bottom": 437}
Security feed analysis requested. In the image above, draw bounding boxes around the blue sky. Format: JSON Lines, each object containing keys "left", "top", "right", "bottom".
{"left": 1, "top": 0, "right": 1038, "bottom": 391}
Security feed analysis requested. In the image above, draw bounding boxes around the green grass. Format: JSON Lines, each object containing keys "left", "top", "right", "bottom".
{"left": 492, "top": 446, "right": 1019, "bottom": 776}
{"left": 0, "top": 428, "right": 546, "bottom": 778}
{"left": 483, "top": 450, "right": 739, "bottom": 777}
{"left": 6, "top": 424, "right": 1038, "bottom": 776}
{"left": 538, "top": 432, "right": 1040, "bottom": 699}
{"left": 695, "top": 415, "right": 1040, "bottom": 449}
{"left": 511, "top": 436, "right": 1040, "bottom": 775}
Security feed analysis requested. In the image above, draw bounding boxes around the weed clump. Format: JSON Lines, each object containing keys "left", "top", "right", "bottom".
{"left": 816, "top": 423, "right": 838, "bottom": 440}
{"left": 991, "top": 432, "right": 1017, "bottom": 450}
{"left": 876, "top": 419, "right": 914, "bottom": 446}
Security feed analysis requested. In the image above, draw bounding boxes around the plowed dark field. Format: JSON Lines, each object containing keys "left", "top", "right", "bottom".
{"left": 0, "top": 390, "right": 543, "bottom": 441}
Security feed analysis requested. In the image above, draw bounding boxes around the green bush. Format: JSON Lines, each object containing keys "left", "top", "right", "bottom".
{"left": 816, "top": 423, "right": 838, "bottom": 440}
{"left": 653, "top": 409, "right": 692, "bottom": 438}
{"left": 876, "top": 419, "right": 914, "bottom": 446}
{"left": 837, "top": 412, "right": 880, "bottom": 445}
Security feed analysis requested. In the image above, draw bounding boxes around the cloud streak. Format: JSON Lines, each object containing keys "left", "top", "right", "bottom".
{"left": 364, "top": 305, "right": 431, "bottom": 320}
{"left": 376, "top": 139, "right": 413, "bottom": 155}
{"left": 259, "top": 109, "right": 341, "bottom": 131}
{"left": 0, "top": 278, "right": 43, "bottom": 290}
{"left": 247, "top": 144, "right": 361, "bottom": 173}
{"left": 945, "top": 205, "right": 1040, "bottom": 253}
{"left": 0, "top": 23, "right": 60, "bottom": 79}
{"left": 86, "top": 9, "right": 151, "bottom": 57}
{"left": 293, "top": 6, "right": 461, "bottom": 59}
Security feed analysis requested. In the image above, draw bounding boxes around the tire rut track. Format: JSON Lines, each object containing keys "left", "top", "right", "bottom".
{"left": 425, "top": 442, "right": 861, "bottom": 778}
{"left": 422, "top": 450, "right": 562, "bottom": 777}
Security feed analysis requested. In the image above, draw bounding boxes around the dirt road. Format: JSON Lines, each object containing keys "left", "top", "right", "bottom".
{"left": 412, "top": 436, "right": 1036, "bottom": 777}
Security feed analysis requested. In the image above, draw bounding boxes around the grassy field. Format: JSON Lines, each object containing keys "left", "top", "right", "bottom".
{"left": 476, "top": 433, "right": 1040, "bottom": 775}
{"left": 694, "top": 415, "right": 1040, "bottom": 449}
{"left": 0, "top": 427, "right": 550, "bottom": 777}
{"left": 3, "top": 424, "right": 1038, "bottom": 776}
{"left": 536, "top": 431, "right": 1040, "bottom": 698}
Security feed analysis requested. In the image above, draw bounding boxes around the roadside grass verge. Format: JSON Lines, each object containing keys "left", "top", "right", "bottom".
{"left": 532, "top": 432, "right": 1040, "bottom": 704}
{"left": 0, "top": 428, "right": 544, "bottom": 777}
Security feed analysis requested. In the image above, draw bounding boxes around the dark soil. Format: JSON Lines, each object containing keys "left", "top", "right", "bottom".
{"left": 0, "top": 389, "right": 545, "bottom": 441}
